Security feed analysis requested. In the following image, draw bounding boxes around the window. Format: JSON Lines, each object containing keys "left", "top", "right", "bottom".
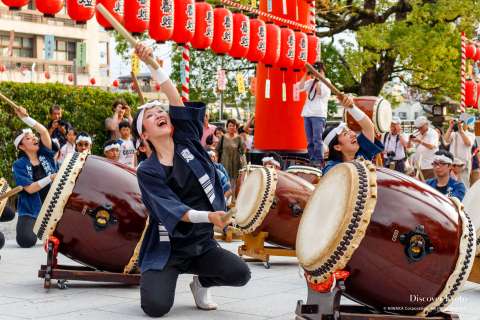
{"left": 0, "top": 33, "right": 34, "bottom": 58}
{"left": 398, "top": 112, "right": 407, "bottom": 120}
{"left": 55, "top": 39, "right": 76, "bottom": 61}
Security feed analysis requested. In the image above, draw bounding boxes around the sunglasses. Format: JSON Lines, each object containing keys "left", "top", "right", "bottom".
{"left": 432, "top": 161, "right": 449, "bottom": 167}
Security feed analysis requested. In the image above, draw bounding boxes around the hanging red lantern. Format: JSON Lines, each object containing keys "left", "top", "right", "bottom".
{"left": 276, "top": 27, "right": 295, "bottom": 69}
{"left": 476, "top": 82, "right": 480, "bottom": 109}
{"left": 131, "top": 82, "right": 138, "bottom": 91}
{"left": 474, "top": 44, "right": 480, "bottom": 62}
{"left": 466, "top": 43, "right": 477, "bottom": 60}
{"left": 44, "top": 71, "right": 51, "bottom": 80}
{"left": 67, "top": 74, "right": 74, "bottom": 82}
{"left": 307, "top": 34, "right": 321, "bottom": 64}
{"left": 149, "top": 0, "right": 174, "bottom": 43}
{"left": 96, "top": 0, "right": 123, "bottom": 30}
{"left": 171, "top": 0, "right": 195, "bottom": 45}
{"left": 66, "top": 0, "right": 95, "bottom": 24}
{"left": 229, "top": 13, "right": 249, "bottom": 59}
{"left": 292, "top": 31, "right": 308, "bottom": 71}
{"left": 246, "top": 18, "right": 266, "bottom": 63}
{"left": 191, "top": 1, "right": 213, "bottom": 50}
{"left": 112, "top": 79, "right": 119, "bottom": 87}
{"left": 124, "top": 0, "right": 149, "bottom": 35}
{"left": 465, "top": 79, "right": 477, "bottom": 107}
{"left": 90, "top": 77, "right": 96, "bottom": 85}
{"left": 261, "top": 22, "right": 280, "bottom": 66}
{"left": 0, "top": 65, "right": 5, "bottom": 73}
{"left": 1, "top": 0, "right": 29, "bottom": 10}
{"left": 35, "top": 0, "right": 64, "bottom": 17}
{"left": 211, "top": 6, "right": 233, "bottom": 55}
{"left": 155, "top": 83, "right": 161, "bottom": 91}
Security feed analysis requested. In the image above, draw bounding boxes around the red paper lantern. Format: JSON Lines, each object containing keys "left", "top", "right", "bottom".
{"left": 465, "top": 79, "right": 477, "bottom": 107}
{"left": 1, "top": 0, "right": 29, "bottom": 10}
{"left": 261, "top": 23, "right": 280, "bottom": 66}
{"left": 474, "top": 45, "right": 480, "bottom": 62}
{"left": 307, "top": 34, "right": 321, "bottom": 64}
{"left": 44, "top": 71, "right": 51, "bottom": 79}
{"left": 90, "top": 77, "right": 96, "bottom": 85}
{"left": 155, "top": 83, "right": 161, "bottom": 91}
{"left": 246, "top": 18, "right": 266, "bottom": 63}
{"left": 276, "top": 27, "right": 295, "bottom": 69}
{"left": 292, "top": 31, "right": 308, "bottom": 71}
{"left": 466, "top": 43, "right": 477, "bottom": 60}
{"left": 476, "top": 82, "right": 480, "bottom": 109}
{"left": 112, "top": 79, "right": 119, "bottom": 87}
{"left": 0, "top": 65, "right": 5, "bottom": 73}
{"left": 124, "top": 0, "right": 149, "bottom": 35}
{"left": 149, "top": 0, "right": 174, "bottom": 43}
{"left": 66, "top": 0, "right": 95, "bottom": 24}
{"left": 35, "top": 0, "right": 64, "bottom": 17}
{"left": 171, "top": 0, "right": 195, "bottom": 45}
{"left": 229, "top": 13, "right": 249, "bottom": 59}
{"left": 191, "top": 1, "right": 213, "bottom": 50}
{"left": 67, "top": 74, "right": 74, "bottom": 82}
{"left": 211, "top": 6, "right": 233, "bottom": 55}
{"left": 96, "top": 0, "right": 123, "bottom": 30}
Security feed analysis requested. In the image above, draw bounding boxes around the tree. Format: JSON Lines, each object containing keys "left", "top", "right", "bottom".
{"left": 315, "top": 0, "right": 480, "bottom": 99}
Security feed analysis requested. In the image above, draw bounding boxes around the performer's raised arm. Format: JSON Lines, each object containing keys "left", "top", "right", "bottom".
{"left": 14, "top": 106, "right": 52, "bottom": 150}
{"left": 338, "top": 94, "right": 375, "bottom": 143}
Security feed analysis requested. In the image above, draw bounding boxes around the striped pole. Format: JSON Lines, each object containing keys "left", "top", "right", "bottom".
{"left": 309, "top": 1, "right": 316, "bottom": 27}
{"left": 181, "top": 44, "right": 190, "bottom": 102}
{"left": 461, "top": 32, "right": 466, "bottom": 113}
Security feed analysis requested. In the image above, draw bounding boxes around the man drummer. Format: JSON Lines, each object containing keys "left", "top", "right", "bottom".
{"left": 425, "top": 150, "right": 466, "bottom": 201}
{"left": 322, "top": 95, "right": 384, "bottom": 174}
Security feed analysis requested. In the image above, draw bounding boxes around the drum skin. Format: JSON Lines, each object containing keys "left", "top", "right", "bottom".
{"left": 235, "top": 165, "right": 264, "bottom": 198}
{"left": 54, "top": 156, "right": 147, "bottom": 273}
{"left": 285, "top": 166, "right": 322, "bottom": 185}
{"left": 253, "top": 171, "right": 313, "bottom": 248}
{"left": 346, "top": 96, "right": 388, "bottom": 133}
{"left": 343, "top": 168, "right": 462, "bottom": 313}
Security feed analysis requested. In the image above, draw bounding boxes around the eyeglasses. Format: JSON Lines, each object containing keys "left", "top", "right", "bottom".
{"left": 432, "top": 162, "right": 449, "bottom": 167}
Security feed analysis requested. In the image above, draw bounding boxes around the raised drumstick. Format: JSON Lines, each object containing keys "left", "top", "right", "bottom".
{"left": 0, "top": 186, "right": 23, "bottom": 202}
{"left": 221, "top": 208, "right": 237, "bottom": 223}
{"left": 305, "top": 63, "right": 343, "bottom": 96}
{"left": 96, "top": 4, "right": 160, "bottom": 70}
{"left": 0, "top": 92, "right": 21, "bottom": 111}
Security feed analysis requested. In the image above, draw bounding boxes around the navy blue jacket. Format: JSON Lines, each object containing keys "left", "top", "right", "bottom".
{"left": 426, "top": 177, "right": 466, "bottom": 201}
{"left": 136, "top": 102, "right": 226, "bottom": 272}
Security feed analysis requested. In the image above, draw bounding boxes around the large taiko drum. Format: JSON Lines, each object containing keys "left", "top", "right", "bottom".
{"left": 34, "top": 153, "right": 148, "bottom": 273}
{"left": 345, "top": 96, "right": 392, "bottom": 133}
{"left": 285, "top": 165, "right": 322, "bottom": 185}
{"left": 0, "top": 178, "right": 11, "bottom": 219}
{"left": 296, "top": 160, "right": 475, "bottom": 316}
{"left": 463, "top": 180, "right": 480, "bottom": 256}
{"left": 235, "top": 164, "right": 264, "bottom": 198}
{"left": 234, "top": 167, "right": 314, "bottom": 248}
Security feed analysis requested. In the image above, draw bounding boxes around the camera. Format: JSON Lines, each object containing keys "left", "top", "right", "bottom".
{"left": 384, "top": 151, "right": 396, "bottom": 168}
{"left": 452, "top": 120, "right": 462, "bottom": 132}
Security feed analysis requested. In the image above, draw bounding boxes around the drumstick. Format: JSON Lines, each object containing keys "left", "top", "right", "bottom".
{"left": 221, "top": 208, "right": 237, "bottom": 223}
{"left": 0, "top": 92, "right": 21, "bottom": 111}
{"left": 0, "top": 186, "right": 23, "bottom": 202}
{"left": 305, "top": 63, "right": 343, "bottom": 96}
{"left": 131, "top": 71, "right": 146, "bottom": 104}
{"left": 96, "top": 4, "right": 160, "bottom": 70}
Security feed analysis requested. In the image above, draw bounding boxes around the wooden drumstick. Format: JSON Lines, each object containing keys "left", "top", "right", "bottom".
{"left": 0, "top": 186, "right": 23, "bottom": 202}
{"left": 96, "top": 4, "right": 160, "bottom": 70}
{"left": 131, "top": 71, "right": 146, "bottom": 105}
{"left": 221, "top": 208, "right": 237, "bottom": 223}
{"left": 0, "top": 92, "right": 21, "bottom": 111}
{"left": 305, "top": 63, "right": 343, "bottom": 96}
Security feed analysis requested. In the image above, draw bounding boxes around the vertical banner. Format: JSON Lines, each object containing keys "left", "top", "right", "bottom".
{"left": 44, "top": 35, "right": 55, "bottom": 60}
{"left": 7, "top": 30, "right": 14, "bottom": 57}
{"left": 131, "top": 53, "right": 140, "bottom": 76}
{"left": 267, "top": 0, "right": 272, "bottom": 12}
{"left": 217, "top": 69, "right": 227, "bottom": 91}
{"left": 236, "top": 72, "right": 245, "bottom": 94}
{"left": 293, "top": 82, "right": 300, "bottom": 102}
{"left": 76, "top": 42, "right": 87, "bottom": 68}
{"left": 251, "top": 0, "right": 256, "bottom": 8}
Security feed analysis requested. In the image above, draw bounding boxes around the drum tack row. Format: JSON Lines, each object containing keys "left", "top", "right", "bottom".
{"left": 1, "top": 152, "right": 478, "bottom": 317}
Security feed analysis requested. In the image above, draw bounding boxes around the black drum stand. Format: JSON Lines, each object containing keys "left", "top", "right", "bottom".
{"left": 295, "top": 280, "right": 459, "bottom": 320}
{"left": 38, "top": 237, "right": 140, "bottom": 289}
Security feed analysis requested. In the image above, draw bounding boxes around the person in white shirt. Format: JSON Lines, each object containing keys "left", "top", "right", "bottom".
{"left": 58, "top": 128, "right": 76, "bottom": 164}
{"left": 409, "top": 116, "right": 439, "bottom": 180}
{"left": 382, "top": 117, "right": 409, "bottom": 173}
{"left": 444, "top": 114, "right": 476, "bottom": 188}
{"left": 298, "top": 62, "right": 331, "bottom": 167}
{"left": 118, "top": 120, "right": 136, "bottom": 168}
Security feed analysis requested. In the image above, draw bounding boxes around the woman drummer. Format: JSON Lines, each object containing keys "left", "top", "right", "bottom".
{"left": 322, "top": 95, "right": 384, "bottom": 174}
{"left": 132, "top": 43, "right": 250, "bottom": 318}
{"left": 12, "top": 107, "right": 57, "bottom": 248}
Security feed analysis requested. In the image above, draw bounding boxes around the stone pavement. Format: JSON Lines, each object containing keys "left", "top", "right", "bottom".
{"left": 0, "top": 236, "right": 480, "bottom": 320}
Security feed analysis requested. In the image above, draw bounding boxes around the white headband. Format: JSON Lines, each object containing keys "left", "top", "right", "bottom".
{"left": 14, "top": 128, "right": 33, "bottom": 149}
{"left": 262, "top": 157, "right": 280, "bottom": 168}
{"left": 433, "top": 155, "right": 453, "bottom": 164}
{"left": 136, "top": 100, "right": 165, "bottom": 136}
{"left": 76, "top": 135, "right": 92, "bottom": 145}
{"left": 324, "top": 122, "right": 347, "bottom": 148}
{"left": 104, "top": 143, "right": 120, "bottom": 152}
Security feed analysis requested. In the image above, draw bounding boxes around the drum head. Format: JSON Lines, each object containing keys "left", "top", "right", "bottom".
{"left": 286, "top": 165, "right": 323, "bottom": 177}
{"left": 374, "top": 98, "right": 392, "bottom": 133}
{"left": 463, "top": 180, "right": 480, "bottom": 254}
{"left": 234, "top": 167, "right": 277, "bottom": 233}
{"left": 296, "top": 160, "right": 377, "bottom": 281}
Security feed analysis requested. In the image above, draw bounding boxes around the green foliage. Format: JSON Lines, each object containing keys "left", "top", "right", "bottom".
{"left": 0, "top": 82, "right": 138, "bottom": 184}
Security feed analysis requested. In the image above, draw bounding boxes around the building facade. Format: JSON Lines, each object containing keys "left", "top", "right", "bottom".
{"left": 0, "top": 3, "right": 110, "bottom": 86}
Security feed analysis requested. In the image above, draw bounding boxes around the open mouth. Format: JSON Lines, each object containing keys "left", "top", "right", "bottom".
{"left": 156, "top": 117, "right": 168, "bottom": 127}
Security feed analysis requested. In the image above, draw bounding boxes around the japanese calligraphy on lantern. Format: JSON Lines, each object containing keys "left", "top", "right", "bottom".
{"left": 222, "top": 15, "right": 233, "bottom": 42}
{"left": 186, "top": 3, "right": 195, "bottom": 33}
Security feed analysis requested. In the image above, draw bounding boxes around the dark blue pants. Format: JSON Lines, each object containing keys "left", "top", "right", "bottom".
{"left": 304, "top": 117, "right": 326, "bottom": 164}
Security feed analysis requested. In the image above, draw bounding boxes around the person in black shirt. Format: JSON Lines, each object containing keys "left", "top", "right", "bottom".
{"left": 132, "top": 43, "right": 250, "bottom": 318}
{"left": 46, "top": 105, "right": 72, "bottom": 147}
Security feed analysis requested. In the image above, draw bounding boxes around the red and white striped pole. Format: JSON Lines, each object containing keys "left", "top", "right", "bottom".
{"left": 461, "top": 32, "right": 466, "bottom": 113}
{"left": 181, "top": 44, "right": 190, "bottom": 102}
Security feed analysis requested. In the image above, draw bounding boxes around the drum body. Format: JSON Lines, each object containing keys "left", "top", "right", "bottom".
{"left": 34, "top": 153, "right": 148, "bottom": 273}
{"left": 285, "top": 165, "right": 322, "bottom": 185}
{"left": 235, "top": 167, "right": 314, "bottom": 248}
{"left": 463, "top": 180, "right": 480, "bottom": 255}
{"left": 345, "top": 96, "right": 392, "bottom": 133}
{"left": 297, "top": 161, "right": 475, "bottom": 316}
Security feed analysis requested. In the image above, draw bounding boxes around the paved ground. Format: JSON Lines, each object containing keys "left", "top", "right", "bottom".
{"left": 1, "top": 217, "right": 480, "bottom": 320}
